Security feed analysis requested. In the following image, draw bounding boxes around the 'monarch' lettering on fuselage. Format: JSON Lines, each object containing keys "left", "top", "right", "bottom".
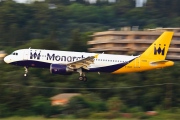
{"left": 30, "top": 52, "right": 85, "bottom": 62}
{"left": 47, "top": 53, "right": 85, "bottom": 62}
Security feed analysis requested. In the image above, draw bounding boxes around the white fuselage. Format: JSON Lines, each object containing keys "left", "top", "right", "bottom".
{"left": 4, "top": 49, "right": 137, "bottom": 73}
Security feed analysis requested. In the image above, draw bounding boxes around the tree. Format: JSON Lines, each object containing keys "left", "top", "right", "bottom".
{"left": 65, "top": 96, "right": 91, "bottom": 118}
{"left": 107, "top": 97, "right": 122, "bottom": 112}
{"left": 31, "top": 96, "right": 59, "bottom": 117}
{"left": 68, "top": 29, "right": 87, "bottom": 52}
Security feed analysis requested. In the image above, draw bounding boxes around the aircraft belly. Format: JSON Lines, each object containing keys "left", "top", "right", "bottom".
{"left": 10, "top": 60, "right": 51, "bottom": 68}
{"left": 112, "top": 62, "right": 164, "bottom": 74}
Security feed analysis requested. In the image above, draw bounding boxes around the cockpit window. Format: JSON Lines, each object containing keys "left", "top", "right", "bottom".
{"left": 11, "top": 52, "right": 18, "bottom": 55}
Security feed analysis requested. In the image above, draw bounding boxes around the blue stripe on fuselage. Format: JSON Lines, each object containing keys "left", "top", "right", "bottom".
{"left": 87, "top": 62, "right": 128, "bottom": 72}
{"left": 86, "top": 58, "right": 135, "bottom": 72}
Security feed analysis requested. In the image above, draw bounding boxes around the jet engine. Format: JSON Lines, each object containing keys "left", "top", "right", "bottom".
{"left": 50, "top": 64, "right": 73, "bottom": 75}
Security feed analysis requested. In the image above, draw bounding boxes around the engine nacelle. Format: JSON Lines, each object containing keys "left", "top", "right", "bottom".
{"left": 50, "top": 64, "right": 73, "bottom": 75}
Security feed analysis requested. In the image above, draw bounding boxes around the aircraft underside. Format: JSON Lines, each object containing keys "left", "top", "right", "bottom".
{"left": 10, "top": 60, "right": 129, "bottom": 82}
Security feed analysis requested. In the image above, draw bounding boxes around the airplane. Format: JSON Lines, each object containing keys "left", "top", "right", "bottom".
{"left": 4, "top": 31, "right": 174, "bottom": 82}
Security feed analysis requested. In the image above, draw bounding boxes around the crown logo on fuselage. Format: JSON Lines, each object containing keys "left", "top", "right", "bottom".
{"left": 154, "top": 44, "right": 166, "bottom": 55}
{"left": 30, "top": 51, "right": 41, "bottom": 60}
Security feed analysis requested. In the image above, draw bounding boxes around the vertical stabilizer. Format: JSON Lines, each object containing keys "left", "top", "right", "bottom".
{"left": 140, "top": 31, "right": 174, "bottom": 60}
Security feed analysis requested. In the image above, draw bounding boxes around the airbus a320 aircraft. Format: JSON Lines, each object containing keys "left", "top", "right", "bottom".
{"left": 4, "top": 31, "right": 174, "bottom": 82}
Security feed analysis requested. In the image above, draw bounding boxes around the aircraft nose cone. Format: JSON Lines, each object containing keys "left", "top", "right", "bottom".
{"left": 4, "top": 56, "right": 10, "bottom": 63}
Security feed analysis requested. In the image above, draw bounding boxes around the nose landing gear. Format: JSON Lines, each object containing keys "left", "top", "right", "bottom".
{"left": 24, "top": 66, "right": 28, "bottom": 76}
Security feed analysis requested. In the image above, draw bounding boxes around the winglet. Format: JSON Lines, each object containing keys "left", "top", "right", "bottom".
{"left": 94, "top": 54, "right": 99, "bottom": 58}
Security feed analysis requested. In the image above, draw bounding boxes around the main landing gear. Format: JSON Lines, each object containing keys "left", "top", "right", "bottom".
{"left": 77, "top": 68, "right": 87, "bottom": 82}
{"left": 79, "top": 76, "right": 87, "bottom": 82}
{"left": 24, "top": 66, "right": 28, "bottom": 76}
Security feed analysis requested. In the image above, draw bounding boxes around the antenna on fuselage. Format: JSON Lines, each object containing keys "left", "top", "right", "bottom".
{"left": 29, "top": 47, "right": 31, "bottom": 49}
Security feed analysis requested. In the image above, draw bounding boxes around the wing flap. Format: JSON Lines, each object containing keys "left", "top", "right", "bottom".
{"left": 67, "top": 54, "right": 98, "bottom": 70}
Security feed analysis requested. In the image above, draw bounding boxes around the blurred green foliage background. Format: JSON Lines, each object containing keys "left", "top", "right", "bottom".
{"left": 0, "top": 0, "right": 180, "bottom": 119}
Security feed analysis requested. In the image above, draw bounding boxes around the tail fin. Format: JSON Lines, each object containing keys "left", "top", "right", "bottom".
{"left": 140, "top": 31, "right": 174, "bottom": 60}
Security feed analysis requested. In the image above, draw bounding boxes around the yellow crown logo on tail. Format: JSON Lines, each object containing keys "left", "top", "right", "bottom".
{"left": 140, "top": 31, "right": 174, "bottom": 60}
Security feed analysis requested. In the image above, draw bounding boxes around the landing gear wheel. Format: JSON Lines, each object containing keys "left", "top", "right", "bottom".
{"left": 78, "top": 76, "right": 87, "bottom": 82}
{"left": 77, "top": 68, "right": 87, "bottom": 82}
{"left": 24, "top": 66, "right": 28, "bottom": 77}
{"left": 83, "top": 76, "right": 87, "bottom": 82}
{"left": 79, "top": 76, "right": 84, "bottom": 81}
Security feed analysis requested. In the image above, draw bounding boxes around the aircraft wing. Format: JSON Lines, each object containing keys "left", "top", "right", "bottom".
{"left": 67, "top": 54, "right": 98, "bottom": 70}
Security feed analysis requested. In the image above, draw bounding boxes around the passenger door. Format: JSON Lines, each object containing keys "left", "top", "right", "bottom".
{"left": 23, "top": 49, "right": 29, "bottom": 60}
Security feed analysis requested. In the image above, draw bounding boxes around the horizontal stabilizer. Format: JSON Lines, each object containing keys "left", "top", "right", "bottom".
{"left": 150, "top": 60, "right": 168, "bottom": 64}
{"left": 150, "top": 60, "right": 174, "bottom": 67}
